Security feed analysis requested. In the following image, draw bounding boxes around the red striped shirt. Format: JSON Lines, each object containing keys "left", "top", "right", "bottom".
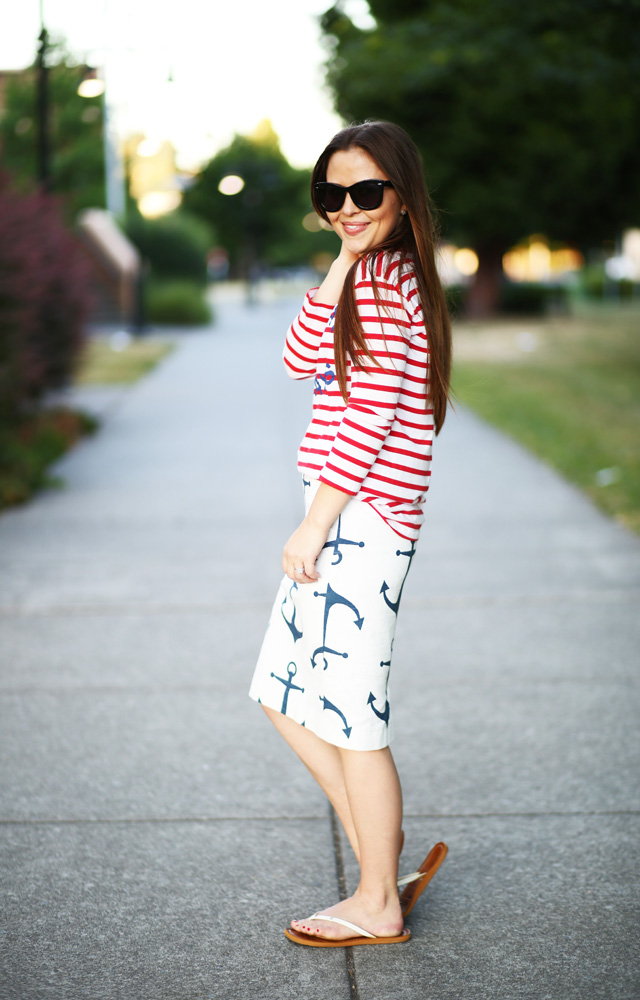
{"left": 283, "top": 254, "right": 434, "bottom": 541}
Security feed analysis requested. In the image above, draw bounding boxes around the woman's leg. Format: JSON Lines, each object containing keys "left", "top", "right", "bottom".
{"left": 290, "top": 744, "right": 404, "bottom": 940}
{"left": 261, "top": 705, "right": 361, "bottom": 859}
{"left": 263, "top": 705, "right": 404, "bottom": 940}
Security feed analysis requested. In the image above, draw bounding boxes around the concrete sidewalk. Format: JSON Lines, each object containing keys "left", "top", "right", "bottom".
{"left": 1, "top": 297, "right": 638, "bottom": 1000}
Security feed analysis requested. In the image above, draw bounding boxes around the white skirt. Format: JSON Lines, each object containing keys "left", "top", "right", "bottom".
{"left": 248, "top": 478, "right": 417, "bottom": 751}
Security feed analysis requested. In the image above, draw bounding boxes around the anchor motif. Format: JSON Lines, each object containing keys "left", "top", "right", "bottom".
{"left": 395, "top": 541, "right": 417, "bottom": 567}
{"left": 280, "top": 580, "right": 302, "bottom": 642}
{"left": 322, "top": 514, "right": 365, "bottom": 565}
{"left": 380, "top": 581, "right": 403, "bottom": 615}
{"left": 319, "top": 695, "right": 352, "bottom": 738}
{"left": 314, "top": 362, "right": 336, "bottom": 396}
{"left": 367, "top": 691, "right": 390, "bottom": 724}
{"left": 311, "top": 583, "right": 365, "bottom": 669}
{"left": 380, "top": 541, "right": 417, "bottom": 616}
{"left": 270, "top": 661, "right": 304, "bottom": 715}
{"left": 302, "top": 476, "right": 311, "bottom": 489}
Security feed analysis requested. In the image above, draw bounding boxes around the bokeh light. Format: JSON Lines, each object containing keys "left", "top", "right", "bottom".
{"left": 138, "top": 191, "right": 182, "bottom": 218}
{"left": 77, "top": 78, "right": 105, "bottom": 98}
{"left": 218, "top": 175, "right": 245, "bottom": 196}
{"left": 454, "top": 248, "right": 479, "bottom": 276}
{"left": 302, "top": 212, "right": 323, "bottom": 232}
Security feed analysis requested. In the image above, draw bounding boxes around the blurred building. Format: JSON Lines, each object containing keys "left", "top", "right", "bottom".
{"left": 125, "top": 133, "right": 184, "bottom": 218}
{"left": 76, "top": 209, "right": 141, "bottom": 327}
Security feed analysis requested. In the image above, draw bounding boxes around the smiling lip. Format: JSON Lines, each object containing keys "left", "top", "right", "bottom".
{"left": 342, "top": 222, "right": 369, "bottom": 234}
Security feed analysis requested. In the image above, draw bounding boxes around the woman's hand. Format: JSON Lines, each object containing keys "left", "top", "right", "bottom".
{"left": 311, "top": 244, "right": 360, "bottom": 306}
{"left": 282, "top": 483, "right": 352, "bottom": 584}
{"left": 282, "top": 517, "right": 327, "bottom": 583}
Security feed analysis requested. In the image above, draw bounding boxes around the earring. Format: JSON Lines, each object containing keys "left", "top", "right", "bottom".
{"left": 400, "top": 209, "right": 407, "bottom": 215}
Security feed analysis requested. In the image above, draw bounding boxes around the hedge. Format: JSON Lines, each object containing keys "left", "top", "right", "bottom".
{"left": 0, "top": 172, "right": 92, "bottom": 424}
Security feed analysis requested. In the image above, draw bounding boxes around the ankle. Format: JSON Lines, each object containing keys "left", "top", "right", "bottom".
{"left": 355, "top": 883, "right": 400, "bottom": 912}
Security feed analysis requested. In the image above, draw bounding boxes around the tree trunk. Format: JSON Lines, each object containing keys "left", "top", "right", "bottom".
{"left": 465, "top": 245, "right": 504, "bottom": 318}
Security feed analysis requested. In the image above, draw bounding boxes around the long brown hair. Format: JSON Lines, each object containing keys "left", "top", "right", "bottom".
{"left": 311, "top": 120, "right": 451, "bottom": 435}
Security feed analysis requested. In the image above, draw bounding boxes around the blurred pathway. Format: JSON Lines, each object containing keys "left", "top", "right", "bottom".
{"left": 1, "top": 297, "right": 639, "bottom": 999}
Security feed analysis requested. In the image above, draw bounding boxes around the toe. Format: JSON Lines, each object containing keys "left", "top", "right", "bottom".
{"left": 291, "top": 918, "right": 312, "bottom": 935}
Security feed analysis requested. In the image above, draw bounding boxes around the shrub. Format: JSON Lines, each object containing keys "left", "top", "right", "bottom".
{"left": 578, "top": 265, "right": 637, "bottom": 302}
{"left": 146, "top": 280, "right": 212, "bottom": 325}
{"left": 0, "top": 407, "right": 97, "bottom": 508}
{"left": 579, "top": 265, "right": 606, "bottom": 300}
{"left": 0, "top": 172, "right": 92, "bottom": 424}
{"left": 619, "top": 279, "right": 636, "bottom": 301}
{"left": 500, "top": 281, "right": 569, "bottom": 315}
{"left": 125, "top": 211, "right": 214, "bottom": 286}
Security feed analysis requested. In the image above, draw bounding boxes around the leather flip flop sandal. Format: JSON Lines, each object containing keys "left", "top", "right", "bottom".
{"left": 397, "top": 842, "right": 448, "bottom": 918}
{"left": 284, "top": 913, "right": 411, "bottom": 948}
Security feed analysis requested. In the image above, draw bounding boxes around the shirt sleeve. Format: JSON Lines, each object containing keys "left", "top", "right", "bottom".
{"left": 283, "top": 289, "right": 334, "bottom": 380}
{"left": 319, "top": 258, "right": 414, "bottom": 495}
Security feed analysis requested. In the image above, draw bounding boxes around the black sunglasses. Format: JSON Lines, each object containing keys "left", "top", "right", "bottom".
{"left": 314, "top": 179, "right": 394, "bottom": 213}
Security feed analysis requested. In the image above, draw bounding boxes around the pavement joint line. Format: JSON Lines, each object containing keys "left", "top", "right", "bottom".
{"left": 0, "top": 602, "right": 273, "bottom": 617}
{"left": 0, "top": 815, "right": 329, "bottom": 826}
{"left": 0, "top": 685, "right": 244, "bottom": 695}
{"left": 330, "top": 804, "right": 359, "bottom": 1000}
{"left": 1, "top": 589, "right": 639, "bottom": 616}
{"left": 1, "top": 809, "right": 638, "bottom": 826}
{"left": 1, "top": 676, "right": 637, "bottom": 696}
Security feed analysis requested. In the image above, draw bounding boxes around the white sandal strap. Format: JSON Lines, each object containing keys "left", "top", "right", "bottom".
{"left": 309, "top": 912, "right": 377, "bottom": 939}
{"left": 397, "top": 870, "right": 425, "bottom": 888}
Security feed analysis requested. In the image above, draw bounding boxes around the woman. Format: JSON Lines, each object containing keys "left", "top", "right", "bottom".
{"left": 249, "top": 120, "right": 451, "bottom": 947}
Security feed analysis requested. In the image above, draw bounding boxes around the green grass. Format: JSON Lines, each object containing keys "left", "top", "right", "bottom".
{"left": 452, "top": 303, "right": 640, "bottom": 534}
{"left": 1, "top": 336, "right": 176, "bottom": 510}
{"left": 75, "top": 337, "right": 176, "bottom": 385}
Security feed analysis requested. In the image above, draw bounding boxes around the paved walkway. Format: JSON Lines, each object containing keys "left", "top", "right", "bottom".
{"left": 1, "top": 295, "right": 639, "bottom": 1000}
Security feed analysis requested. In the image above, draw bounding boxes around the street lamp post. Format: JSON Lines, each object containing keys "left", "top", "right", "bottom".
{"left": 101, "top": 62, "right": 126, "bottom": 218}
{"left": 36, "top": 1, "right": 51, "bottom": 192}
{"left": 77, "top": 63, "right": 125, "bottom": 218}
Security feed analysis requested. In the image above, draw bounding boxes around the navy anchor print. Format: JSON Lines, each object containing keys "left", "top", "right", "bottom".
{"left": 367, "top": 691, "right": 390, "bottom": 724}
{"left": 322, "top": 513, "right": 365, "bottom": 565}
{"left": 379, "top": 540, "right": 417, "bottom": 615}
{"left": 270, "top": 662, "right": 304, "bottom": 715}
{"left": 249, "top": 465, "right": 421, "bottom": 750}
{"left": 319, "top": 695, "right": 352, "bottom": 739}
{"left": 311, "top": 583, "right": 365, "bottom": 669}
{"left": 280, "top": 580, "right": 302, "bottom": 642}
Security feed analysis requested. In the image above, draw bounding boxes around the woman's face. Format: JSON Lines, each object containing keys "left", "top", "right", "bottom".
{"left": 325, "top": 146, "right": 405, "bottom": 256}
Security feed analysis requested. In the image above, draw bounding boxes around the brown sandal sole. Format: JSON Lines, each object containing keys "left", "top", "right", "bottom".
{"left": 399, "top": 842, "right": 448, "bottom": 917}
{"left": 284, "top": 926, "right": 411, "bottom": 948}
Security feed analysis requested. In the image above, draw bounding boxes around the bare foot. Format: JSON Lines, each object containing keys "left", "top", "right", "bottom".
{"left": 291, "top": 891, "right": 404, "bottom": 942}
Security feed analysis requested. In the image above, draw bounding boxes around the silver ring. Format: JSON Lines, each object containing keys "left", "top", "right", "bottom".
{"left": 294, "top": 567, "right": 304, "bottom": 574}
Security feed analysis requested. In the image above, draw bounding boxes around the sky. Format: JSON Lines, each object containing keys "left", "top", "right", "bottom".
{"left": 1, "top": 0, "right": 375, "bottom": 170}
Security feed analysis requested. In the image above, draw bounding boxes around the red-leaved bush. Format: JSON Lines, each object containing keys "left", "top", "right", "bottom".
{"left": 0, "top": 172, "right": 93, "bottom": 423}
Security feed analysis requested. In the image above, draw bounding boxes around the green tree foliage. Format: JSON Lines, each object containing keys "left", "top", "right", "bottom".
{"left": 321, "top": 0, "right": 640, "bottom": 312}
{"left": 125, "top": 209, "right": 214, "bottom": 285}
{"left": 0, "top": 43, "right": 105, "bottom": 221}
{"left": 183, "top": 123, "right": 336, "bottom": 277}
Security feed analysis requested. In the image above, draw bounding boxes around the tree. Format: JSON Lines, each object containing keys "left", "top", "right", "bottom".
{"left": 0, "top": 44, "right": 105, "bottom": 222}
{"left": 320, "top": 0, "right": 640, "bottom": 314}
{"left": 183, "top": 121, "right": 336, "bottom": 278}
{"left": 124, "top": 208, "right": 214, "bottom": 286}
